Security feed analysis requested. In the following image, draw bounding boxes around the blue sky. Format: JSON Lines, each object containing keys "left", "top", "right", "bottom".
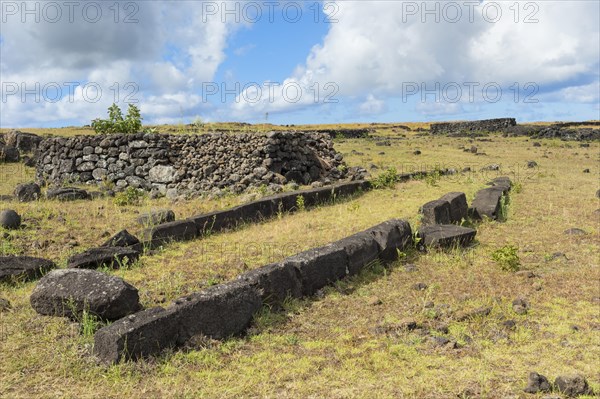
{"left": 0, "top": 1, "right": 599, "bottom": 127}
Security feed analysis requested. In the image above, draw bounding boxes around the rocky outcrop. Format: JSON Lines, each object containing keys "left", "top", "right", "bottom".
{"left": 430, "top": 118, "right": 516, "bottom": 135}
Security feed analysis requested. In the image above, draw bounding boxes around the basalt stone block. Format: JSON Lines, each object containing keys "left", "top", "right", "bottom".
{"left": 94, "top": 307, "right": 178, "bottom": 364}
{"left": 101, "top": 229, "right": 141, "bottom": 251}
{"left": 30, "top": 269, "right": 141, "bottom": 321}
{"left": 335, "top": 231, "right": 380, "bottom": 276}
{"left": 365, "top": 219, "right": 413, "bottom": 261}
{"left": 331, "top": 180, "right": 371, "bottom": 197}
{"left": 237, "top": 262, "right": 303, "bottom": 307}
{"left": 94, "top": 280, "right": 262, "bottom": 364}
{"left": 418, "top": 225, "right": 477, "bottom": 248}
{"left": 284, "top": 244, "right": 349, "bottom": 296}
{"left": 421, "top": 199, "right": 451, "bottom": 225}
{"left": 173, "top": 280, "right": 262, "bottom": 343}
{"left": 489, "top": 176, "right": 512, "bottom": 193}
{"left": 472, "top": 187, "right": 504, "bottom": 220}
{"left": 136, "top": 209, "right": 175, "bottom": 226}
{"left": 233, "top": 197, "right": 278, "bottom": 223}
{"left": 439, "top": 192, "right": 468, "bottom": 224}
{"left": 46, "top": 187, "right": 90, "bottom": 201}
{"left": 0, "top": 256, "right": 56, "bottom": 283}
{"left": 67, "top": 247, "right": 140, "bottom": 269}
{"left": 142, "top": 219, "right": 198, "bottom": 246}
{"left": 298, "top": 186, "right": 335, "bottom": 207}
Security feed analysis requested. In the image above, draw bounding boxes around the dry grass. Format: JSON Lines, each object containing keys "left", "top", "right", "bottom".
{"left": 1, "top": 125, "right": 599, "bottom": 398}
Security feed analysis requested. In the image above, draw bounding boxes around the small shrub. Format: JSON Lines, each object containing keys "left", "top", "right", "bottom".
{"left": 92, "top": 103, "right": 142, "bottom": 134}
{"left": 425, "top": 170, "right": 441, "bottom": 187}
{"left": 113, "top": 187, "right": 144, "bottom": 206}
{"left": 491, "top": 245, "right": 520, "bottom": 271}
{"left": 372, "top": 167, "right": 398, "bottom": 189}
{"left": 295, "top": 195, "right": 305, "bottom": 211}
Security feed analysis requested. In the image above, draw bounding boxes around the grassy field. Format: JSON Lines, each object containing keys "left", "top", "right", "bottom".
{"left": 1, "top": 125, "right": 599, "bottom": 398}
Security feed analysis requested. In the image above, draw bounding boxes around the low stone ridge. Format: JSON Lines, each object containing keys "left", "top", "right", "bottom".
{"left": 430, "top": 118, "right": 516, "bottom": 135}
{"left": 141, "top": 219, "right": 198, "bottom": 247}
{"left": 0, "top": 256, "right": 56, "bottom": 283}
{"left": 36, "top": 131, "right": 349, "bottom": 197}
{"left": 505, "top": 124, "right": 599, "bottom": 141}
{"left": 136, "top": 209, "right": 175, "bottom": 226}
{"left": 421, "top": 199, "right": 451, "bottom": 225}
{"left": 14, "top": 183, "right": 41, "bottom": 202}
{"left": 417, "top": 225, "right": 477, "bottom": 248}
{"left": 177, "top": 181, "right": 369, "bottom": 240}
{"left": 30, "top": 269, "right": 141, "bottom": 321}
{"left": 46, "top": 187, "right": 90, "bottom": 201}
{"left": 67, "top": 247, "right": 140, "bottom": 269}
{"left": 94, "top": 218, "right": 412, "bottom": 363}
{"left": 101, "top": 230, "right": 141, "bottom": 250}
{"left": 0, "top": 209, "right": 21, "bottom": 229}
{"left": 94, "top": 281, "right": 261, "bottom": 363}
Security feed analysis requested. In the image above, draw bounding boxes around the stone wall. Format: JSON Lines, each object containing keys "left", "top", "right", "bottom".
{"left": 35, "top": 132, "right": 348, "bottom": 196}
{"left": 430, "top": 118, "right": 517, "bottom": 135}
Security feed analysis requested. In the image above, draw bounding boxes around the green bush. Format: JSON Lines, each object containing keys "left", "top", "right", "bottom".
{"left": 372, "top": 167, "right": 398, "bottom": 189}
{"left": 491, "top": 245, "right": 520, "bottom": 271}
{"left": 113, "top": 187, "right": 145, "bottom": 206}
{"left": 92, "top": 103, "right": 142, "bottom": 134}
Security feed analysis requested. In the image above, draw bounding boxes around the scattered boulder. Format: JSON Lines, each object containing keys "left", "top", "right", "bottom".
{"left": 564, "top": 228, "right": 586, "bottom": 236}
{"left": 67, "top": 247, "right": 140, "bottom": 269}
{"left": 46, "top": 187, "right": 90, "bottom": 201}
{"left": 101, "top": 230, "right": 141, "bottom": 249}
{"left": 0, "top": 297, "right": 12, "bottom": 312}
{"left": 523, "top": 372, "right": 551, "bottom": 393}
{"left": 30, "top": 269, "right": 141, "bottom": 321}
{"left": 413, "top": 282, "right": 428, "bottom": 291}
{"left": 533, "top": 142, "right": 541, "bottom": 147}
{"left": 583, "top": 168, "right": 590, "bottom": 173}
{"left": 470, "top": 146, "right": 478, "bottom": 154}
{"left": 417, "top": 225, "right": 477, "bottom": 249}
{"left": 527, "top": 160, "right": 538, "bottom": 168}
{"left": 554, "top": 374, "right": 593, "bottom": 397}
{"left": 137, "top": 209, "right": 176, "bottom": 226}
{"left": 0, "top": 209, "right": 21, "bottom": 229}
{"left": 420, "top": 199, "right": 451, "bottom": 225}
{"left": 14, "top": 183, "right": 41, "bottom": 202}
{"left": 0, "top": 256, "right": 56, "bottom": 282}
{"left": 413, "top": 150, "right": 422, "bottom": 155}
{"left": 481, "top": 164, "right": 500, "bottom": 171}
{"left": 1, "top": 146, "right": 20, "bottom": 163}
{"left": 512, "top": 298, "right": 529, "bottom": 315}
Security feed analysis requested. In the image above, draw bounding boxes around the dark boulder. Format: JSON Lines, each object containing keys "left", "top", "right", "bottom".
{"left": 30, "top": 269, "right": 141, "bottom": 320}
{"left": 67, "top": 247, "right": 140, "bottom": 269}
{"left": 1, "top": 146, "right": 20, "bottom": 163}
{"left": 0, "top": 209, "right": 21, "bottom": 229}
{"left": 554, "top": 374, "right": 593, "bottom": 397}
{"left": 0, "top": 256, "right": 56, "bottom": 283}
{"left": 523, "top": 372, "right": 551, "bottom": 393}
{"left": 5, "top": 130, "right": 42, "bottom": 153}
{"left": 14, "top": 182, "right": 41, "bottom": 202}
{"left": 471, "top": 187, "right": 504, "bottom": 220}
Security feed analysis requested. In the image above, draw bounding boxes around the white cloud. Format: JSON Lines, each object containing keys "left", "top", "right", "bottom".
{"left": 358, "top": 94, "right": 385, "bottom": 115}
{"left": 232, "top": 0, "right": 599, "bottom": 117}
{"left": 0, "top": 1, "right": 240, "bottom": 127}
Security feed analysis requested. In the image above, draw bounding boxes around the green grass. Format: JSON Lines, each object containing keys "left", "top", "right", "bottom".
{"left": 0, "top": 124, "right": 598, "bottom": 398}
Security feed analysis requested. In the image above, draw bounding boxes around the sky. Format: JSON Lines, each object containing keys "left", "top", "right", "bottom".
{"left": 0, "top": 0, "right": 599, "bottom": 128}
